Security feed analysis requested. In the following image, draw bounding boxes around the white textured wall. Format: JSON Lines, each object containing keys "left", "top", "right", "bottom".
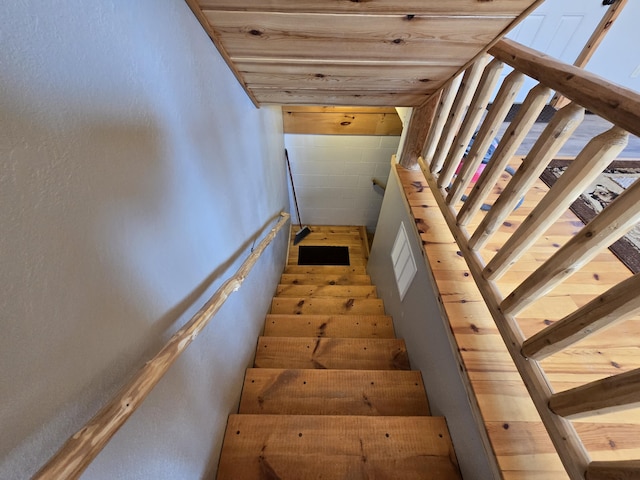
{"left": 0, "top": 1, "right": 288, "bottom": 478}
{"left": 284, "top": 134, "right": 399, "bottom": 231}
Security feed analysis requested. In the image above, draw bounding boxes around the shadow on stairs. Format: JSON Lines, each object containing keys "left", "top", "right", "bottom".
{"left": 217, "top": 225, "right": 462, "bottom": 479}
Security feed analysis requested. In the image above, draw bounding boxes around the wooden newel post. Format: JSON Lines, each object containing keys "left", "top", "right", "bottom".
{"left": 398, "top": 92, "right": 441, "bottom": 170}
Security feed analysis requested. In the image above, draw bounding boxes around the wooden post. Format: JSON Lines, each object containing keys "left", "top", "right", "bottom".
{"left": 398, "top": 93, "right": 441, "bottom": 170}
{"left": 550, "top": 0, "right": 628, "bottom": 109}
{"left": 587, "top": 460, "right": 640, "bottom": 480}
{"left": 485, "top": 126, "right": 628, "bottom": 280}
{"left": 436, "top": 59, "right": 504, "bottom": 188}
{"left": 501, "top": 174, "right": 640, "bottom": 316}
{"left": 522, "top": 273, "right": 640, "bottom": 360}
{"left": 468, "top": 103, "right": 584, "bottom": 251}
{"left": 550, "top": 368, "right": 640, "bottom": 419}
{"left": 446, "top": 69, "right": 524, "bottom": 204}
{"left": 33, "top": 213, "right": 291, "bottom": 480}
{"left": 430, "top": 56, "right": 489, "bottom": 174}
{"left": 423, "top": 75, "right": 462, "bottom": 165}
{"left": 458, "top": 84, "right": 551, "bottom": 226}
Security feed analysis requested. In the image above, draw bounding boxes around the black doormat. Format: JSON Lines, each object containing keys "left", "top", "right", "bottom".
{"left": 298, "top": 246, "right": 350, "bottom": 265}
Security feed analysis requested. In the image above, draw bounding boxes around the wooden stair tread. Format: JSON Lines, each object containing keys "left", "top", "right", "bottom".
{"left": 218, "top": 415, "right": 461, "bottom": 480}
{"left": 239, "top": 369, "right": 430, "bottom": 416}
{"left": 254, "top": 337, "right": 410, "bottom": 370}
{"left": 264, "top": 314, "right": 395, "bottom": 338}
{"left": 284, "top": 265, "right": 367, "bottom": 275}
{"left": 275, "top": 284, "right": 377, "bottom": 298}
{"left": 291, "top": 233, "right": 363, "bottom": 245}
{"left": 271, "top": 297, "right": 384, "bottom": 315}
{"left": 279, "top": 273, "right": 372, "bottom": 285}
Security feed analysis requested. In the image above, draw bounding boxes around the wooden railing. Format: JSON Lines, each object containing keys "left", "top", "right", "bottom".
{"left": 411, "top": 39, "right": 640, "bottom": 480}
{"left": 33, "top": 212, "right": 290, "bottom": 479}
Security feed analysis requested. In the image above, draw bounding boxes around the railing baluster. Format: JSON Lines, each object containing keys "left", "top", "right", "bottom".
{"left": 458, "top": 84, "right": 551, "bottom": 226}
{"left": 587, "top": 460, "right": 640, "bottom": 480}
{"left": 430, "top": 56, "right": 488, "bottom": 174}
{"left": 423, "top": 74, "right": 462, "bottom": 165}
{"left": 468, "top": 103, "right": 584, "bottom": 251}
{"left": 436, "top": 59, "right": 504, "bottom": 188}
{"left": 522, "top": 273, "right": 640, "bottom": 360}
{"left": 550, "top": 368, "right": 640, "bottom": 419}
{"left": 485, "top": 127, "right": 628, "bottom": 280}
{"left": 446, "top": 70, "right": 524, "bottom": 205}
{"left": 501, "top": 175, "right": 640, "bottom": 316}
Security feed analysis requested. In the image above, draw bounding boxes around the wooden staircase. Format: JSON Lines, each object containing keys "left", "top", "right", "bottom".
{"left": 217, "top": 226, "right": 462, "bottom": 479}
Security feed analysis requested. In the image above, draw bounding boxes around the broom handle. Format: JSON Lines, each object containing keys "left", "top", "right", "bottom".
{"left": 285, "top": 149, "right": 304, "bottom": 229}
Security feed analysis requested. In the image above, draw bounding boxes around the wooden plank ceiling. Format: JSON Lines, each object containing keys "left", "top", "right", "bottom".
{"left": 187, "top": 0, "right": 543, "bottom": 107}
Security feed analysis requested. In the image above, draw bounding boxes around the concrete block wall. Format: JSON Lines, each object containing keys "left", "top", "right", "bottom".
{"left": 284, "top": 134, "right": 400, "bottom": 231}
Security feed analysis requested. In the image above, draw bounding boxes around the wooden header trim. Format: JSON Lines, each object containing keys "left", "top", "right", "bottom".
{"left": 33, "top": 213, "right": 290, "bottom": 479}
{"left": 490, "top": 38, "right": 640, "bottom": 139}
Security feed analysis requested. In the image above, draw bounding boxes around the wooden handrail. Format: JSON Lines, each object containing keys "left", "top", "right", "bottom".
{"left": 33, "top": 212, "right": 290, "bottom": 479}
{"left": 416, "top": 36, "right": 640, "bottom": 480}
{"left": 489, "top": 38, "right": 640, "bottom": 139}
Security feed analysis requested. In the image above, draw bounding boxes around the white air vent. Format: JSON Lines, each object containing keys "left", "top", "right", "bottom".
{"left": 391, "top": 222, "right": 417, "bottom": 301}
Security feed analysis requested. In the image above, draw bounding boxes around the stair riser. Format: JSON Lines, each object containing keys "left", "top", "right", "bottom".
{"left": 271, "top": 297, "right": 384, "bottom": 315}
{"left": 279, "top": 273, "right": 372, "bottom": 285}
{"left": 255, "top": 337, "right": 410, "bottom": 370}
{"left": 240, "top": 369, "right": 430, "bottom": 416}
{"left": 218, "top": 415, "right": 460, "bottom": 480}
{"left": 275, "top": 285, "right": 377, "bottom": 298}
{"left": 264, "top": 314, "right": 395, "bottom": 338}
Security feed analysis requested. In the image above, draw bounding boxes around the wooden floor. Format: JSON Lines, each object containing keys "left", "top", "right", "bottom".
{"left": 217, "top": 225, "right": 462, "bottom": 479}
{"left": 395, "top": 162, "right": 640, "bottom": 479}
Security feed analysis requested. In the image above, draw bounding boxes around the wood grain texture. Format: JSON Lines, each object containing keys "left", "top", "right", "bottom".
{"left": 206, "top": 12, "right": 511, "bottom": 61}
{"left": 403, "top": 165, "right": 590, "bottom": 479}
{"left": 275, "top": 284, "right": 377, "bottom": 298}
{"left": 283, "top": 109, "right": 402, "bottom": 136}
{"left": 469, "top": 103, "right": 585, "bottom": 251}
{"left": 486, "top": 126, "right": 628, "bottom": 282}
{"left": 264, "top": 314, "right": 395, "bottom": 339}
{"left": 490, "top": 39, "right": 640, "bottom": 139}
{"left": 245, "top": 63, "right": 454, "bottom": 92}
{"left": 457, "top": 83, "right": 551, "bottom": 225}
{"left": 32, "top": 213, "right": 291, "bottom": 480}
{"left": 550, "top": 368, "right": 640, "bottom": 419}
{"left": 284, "top": 265, "right": 367, "bottom": 275}
{"left": 217, "top": 415, "right": 460, "bottom": 480}
{"left": 398, "top": 92, "right": 441, "bottom": 169}
{"left": 254, "top": 337, "right": 410, "bottom": 370}
{"left": 446, "top": 69, "right": 523, "bottom": 204}
{"left": 239, "top": 368, "right": 430, "bottom": 415}
{"left": 271, "top": 296, "right": 384, "bottom": 315}
{"left": 431, "top": 56, "right": 489, "bottom": 173}
{"left": 522, "top": 274, "right": 640, "bottom": 361}
{"left": 437, "top": 58, "right": 505, "bottom": 188}
{"left": 423, "top": 75, "right": 462, "bottom": 163}
{"left": 587, "top": 459, "right": 640, "bottom": 480}
{"left": 252, "top": 89, "right": 430, "bottom": 107}
{"left": 502, "top": 161, "right": 640, "bottom": 316}
{"left": 279, "top": 273, "right": 372, "bottom": 285}
{"left": 199, "top": 0, "right": 539, "bottom": 15}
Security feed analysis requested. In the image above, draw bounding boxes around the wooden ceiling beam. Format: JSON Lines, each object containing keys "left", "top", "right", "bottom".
{"left": 198, "top": 0, "right": 539, "bottom": 16}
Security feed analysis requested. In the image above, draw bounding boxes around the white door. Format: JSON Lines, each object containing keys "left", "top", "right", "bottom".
{"left": 502, "top": 0, "right": 610, "bottom": 102}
